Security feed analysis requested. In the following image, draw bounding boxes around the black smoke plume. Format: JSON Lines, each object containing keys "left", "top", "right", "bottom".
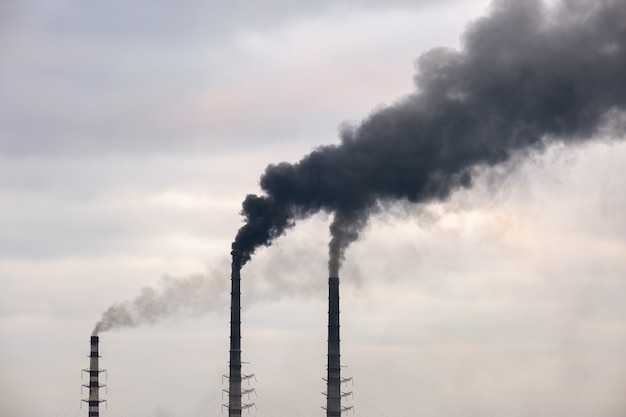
{"left": 232, "top": 0, "right": 626, "bottom": 275}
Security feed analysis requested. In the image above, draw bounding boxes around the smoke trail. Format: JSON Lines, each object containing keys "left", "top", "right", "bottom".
{"left": 92, "top": 272, "right": 229, "bottom": 335}
{"left": 231, "top": 0, "right": 626, "bottom": 274}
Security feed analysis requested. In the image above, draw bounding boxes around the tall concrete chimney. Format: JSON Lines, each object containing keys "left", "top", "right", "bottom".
{"left": 228, "top": 255, "right": 242, "bottom": 417}
{"left": 326, "top": 277, "right": 341, "bottom": 417}
{"left": 83, "top": 336, "right": 105, "bottom": 417}
{"left": 325, "top": 276, "right": 353, "bottom": 416}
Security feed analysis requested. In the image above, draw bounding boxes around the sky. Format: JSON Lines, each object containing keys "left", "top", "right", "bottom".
{"left": 1, "top": 1, "right": 626, "bottom": 417}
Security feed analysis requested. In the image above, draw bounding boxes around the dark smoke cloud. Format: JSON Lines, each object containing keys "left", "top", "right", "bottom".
{"left": 232, "top": 0, "right": 626, "bottom": 274}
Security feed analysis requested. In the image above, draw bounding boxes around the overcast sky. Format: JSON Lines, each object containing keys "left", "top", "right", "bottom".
{"left": 2, "top": 1, "right": 626, "bottom": 417}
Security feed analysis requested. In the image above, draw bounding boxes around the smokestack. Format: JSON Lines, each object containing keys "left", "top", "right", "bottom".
{"left": 326, "top": 277, "right": 341, "bottom": 417}
{"left": 228, "top": 254, "right": 242, "bottom": 417}
{"left": 82, "top": 336, "right": 105, "bottom": 417}
{"left": 326, "top": 277, "right": 352, "bottom": 416}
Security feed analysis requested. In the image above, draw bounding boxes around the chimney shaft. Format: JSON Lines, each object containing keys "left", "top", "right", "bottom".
{"left": 85, "top": 336, "right": 102, "bottom": 417}
{"left": 228, "top": 261, "right": 242, "bottom": 417}
{"left": 327, "top": 277, "right": 341, "bottom": 417}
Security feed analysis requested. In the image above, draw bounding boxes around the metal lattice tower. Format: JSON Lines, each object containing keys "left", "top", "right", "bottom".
{"left": 223, "top": 367, "right": 256, "bottom": 414}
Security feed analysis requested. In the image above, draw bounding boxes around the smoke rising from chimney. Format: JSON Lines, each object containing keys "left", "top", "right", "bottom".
{"left": 231, "top": 0, "right": 626, "bottom": 274}
{"left": 92, "top": 272, "right": 229, "bottom": 335}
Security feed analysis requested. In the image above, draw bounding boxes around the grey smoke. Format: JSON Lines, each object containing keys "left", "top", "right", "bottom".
{"left": 92, "top": 272, "right": 229, "bottom": 335}
{"left": 231, "top": 0, "right": 626, "bottom": 276}
{"left": 92, "top": 254, "right": 328, "bottom": 334}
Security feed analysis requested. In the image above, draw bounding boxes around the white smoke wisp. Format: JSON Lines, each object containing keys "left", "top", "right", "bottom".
{"left": 92, "top": 271, "right": 230, "bottom": 335}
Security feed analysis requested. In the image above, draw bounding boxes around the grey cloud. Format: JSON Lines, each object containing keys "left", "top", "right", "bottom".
{"left": 30, "top": 0, "right": 458, "bottom": 41}
{"left": 0, "top": 154, "right": 251, "bottom": 260}
{"left": 0, "top": 0, "right": 471, "bottom": 157}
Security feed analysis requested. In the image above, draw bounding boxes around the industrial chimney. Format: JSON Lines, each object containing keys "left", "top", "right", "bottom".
{"left": 325, "top": 277, "right": 352, "bottom": 417}
{"left": 82, "top": 336, "right": 105, "bottom": 417}
{"left": 326, "top": 277, "right": 341, "bottom": 417}
{"left": 225, "top": 254, "right": 255, "bottom": 415}
{"left": 228, "top": 255, "right": 242, "bottom": 417}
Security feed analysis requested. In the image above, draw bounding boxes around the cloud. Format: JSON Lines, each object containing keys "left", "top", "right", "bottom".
{"left": 0, "top": 0, "right": 484, "bottom": 157}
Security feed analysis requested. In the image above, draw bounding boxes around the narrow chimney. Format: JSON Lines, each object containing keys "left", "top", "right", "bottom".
{"left": 83, "top": 336, "right": 105, "bottom": 417}
{"left": 228, "top": 255, "right": 242, "bottom": 417}
{"left": 327, "top": 276, "right": 341, "bottom": 417}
